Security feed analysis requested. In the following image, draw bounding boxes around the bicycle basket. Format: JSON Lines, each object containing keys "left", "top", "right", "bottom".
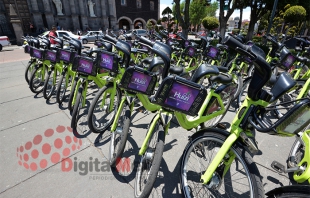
{"left": 119, "top": 66, "right": 157, "bottom": 95}
{"left": 204, "top": 46, "right": 219, "bottom": 60}
{"left": 30, "top": 47, "right": 44, "bottom": 59}
{"left": 44, "top": 49, "right": 57, "bottom": 63}
{"left": 96, "top": 50, "right": 119, "bottom": 73}
{"left": 275, "top": 99, "right": 310, "bottom": 136}
{"left": 151, "top": 75, "right": 207, "bottom": 116}
{"left": 24, "top": 45, "right": 30, "bottom": 54}
{"left": 57, "top": 49, "right": 76, "bottom": 63}
{"left": 72, "top": 56, "right": 97, "bottom": 76}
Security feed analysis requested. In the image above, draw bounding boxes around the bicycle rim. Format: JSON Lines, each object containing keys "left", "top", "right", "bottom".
{"left": 88, "top": 85, "right": 120, "bottom": 133}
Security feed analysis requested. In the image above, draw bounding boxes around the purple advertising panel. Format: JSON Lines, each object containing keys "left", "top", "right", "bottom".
{"left": 164, "top": 82, "right": 200, "bottom": 111}
{"left": 127, "top": 71, "right": 152, "bottom": 92}
{"left": 60, "top": 50, "right": 71, "bottom": 62}
{"left": 77, "top": 59, "right": 93, "bottom": 74}
{"left": 32, "top": 48, "right": 42, "bottom": 59}
{"left": 188, "top": 47, "right": 195, "bottom": 57}
{"left": 100, "top": 53, "right": 114, "bottom": 70}
{"left": 207, "top": 47, "right": 218, "bottom": 58}
{"left": 46, "top": 51, "right": 57, "bottom": 62}
{"left": 282, "top": 55, "right": 295, "bottom": 69}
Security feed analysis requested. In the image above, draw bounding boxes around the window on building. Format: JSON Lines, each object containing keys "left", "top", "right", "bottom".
{"left": 136, "top": 0, "right": 141, "bottom": 8}
{"left": 150, "top": 1, "right": 154, "bottom": 10}
{"left": 121, "top": 0, "right": 126, "bottom": 6}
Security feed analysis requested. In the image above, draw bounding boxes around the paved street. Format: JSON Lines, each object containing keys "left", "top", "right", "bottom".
{"left": 0, "top": 46, "right": 296, "bottom": 197}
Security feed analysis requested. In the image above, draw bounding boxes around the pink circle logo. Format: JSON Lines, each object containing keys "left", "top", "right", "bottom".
{"left": 16, "top": 125, "right": 82, "bottom": 171}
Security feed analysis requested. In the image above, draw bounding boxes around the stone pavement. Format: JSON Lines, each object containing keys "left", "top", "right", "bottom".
{"left": 0, "top": 48, "right": 296, "bottom": 197}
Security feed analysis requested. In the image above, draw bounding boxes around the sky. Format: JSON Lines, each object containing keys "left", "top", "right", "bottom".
{"left": 160, "top": 0, "right": 251, "bottom": 20}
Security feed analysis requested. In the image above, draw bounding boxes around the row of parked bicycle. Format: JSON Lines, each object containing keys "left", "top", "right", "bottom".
{"left": 22, "top": 30, "right": 310, "bottom": 198}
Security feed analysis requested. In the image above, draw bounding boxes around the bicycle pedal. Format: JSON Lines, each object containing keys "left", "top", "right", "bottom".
{"left": 271, "top": 161, "right": 285, "bottom": 173}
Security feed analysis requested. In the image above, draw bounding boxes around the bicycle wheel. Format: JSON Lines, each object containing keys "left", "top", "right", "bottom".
{"left": 87, "top": 84, "right": 121, "bottom": 133}
{"left": 29, "top": 64, "right": 46, "bottom": 94}
{"left": 203, "top": 85, "right": 234, "bottom": 127}
{"left": 25, "top": 60, "right": 35, "bottom": 84}
{"left": 266, "top": 185, "right": 310, "bottom": 198}
{"left": 287, "top": 126, "right": 309, "bottom": 169}
{"left": 56, "top": 70, "right": 69, "bottom": 104}
{"left": 71, "top": 85, "right": 85, "bottom": 135}
{"left": 180, "top": 131, "right": 264, "bottom": 198}
{"left": 134, "top": 121, "right": 165, "bottom": 198}
{"left": 68, "top": 77, "right": 78, "bottom": 111}
{"left": 43, "top": 70, "right": 56, "bottom": 100}
{"left": 109, "top": 102, "right": 131, "bottom": 167}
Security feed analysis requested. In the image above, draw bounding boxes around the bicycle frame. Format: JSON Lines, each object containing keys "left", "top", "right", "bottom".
{"left": 200, "top": 79, "right": 310, "bottom": 184}
{"left": 110, "top": 91, "right": 160, "bottom": 133}
{"left": 138, "top": 88, "right": 228, "bottom": 156}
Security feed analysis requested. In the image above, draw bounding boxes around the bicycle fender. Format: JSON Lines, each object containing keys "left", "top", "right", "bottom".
{"left": 265, "top": 185, "right": 310, "bottom": 197}
{"left": 190, "top": 128, "right": 246, "bottom": 149}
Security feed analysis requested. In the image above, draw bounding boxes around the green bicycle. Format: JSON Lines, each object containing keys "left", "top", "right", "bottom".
{"left": 180, "top": 35, "right": 310, "bottom": 198}
{"left": 131, "top": 36, "right": 237, "bottom": 198}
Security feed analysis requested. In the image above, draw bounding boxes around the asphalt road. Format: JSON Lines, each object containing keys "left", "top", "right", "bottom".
{"left": 0, "top": 46, "right": 297, "bottom": 197}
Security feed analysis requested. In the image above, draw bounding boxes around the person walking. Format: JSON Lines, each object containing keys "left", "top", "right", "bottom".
{"left": 48, "top": 25, "right": 58, "bottom": 45}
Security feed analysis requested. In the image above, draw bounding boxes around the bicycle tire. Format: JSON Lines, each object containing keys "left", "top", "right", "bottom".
{"left": 266, "top": 185, "right": 310, "bottom": 198}
{"left": 134, "top": 121, "right": 165, "bottom": 198}
{"left": 87, "top": 84, "right": 121, "bottom": 133}
{"left": 25, "top": 60, "right": 35, "bottom": 84}
{"left": 56, "top": 70, "right": 68, "bottom": 104}
{"left": 109, "top": 102, "right": 131, "bottom": 167}
{"left": 29, "top": 64, "right": 45, "bottom": 94}
{"left": 68, "top": 77, "right": 78, "bottom": 111}
{"left": 71, "top": 85, "right": 84, "bottom": 135}
{"left": 43, "top": 70, "right": 56, "bottom": 100}
{"left": 180, "top": 130, "right": 264, "bottom": 198}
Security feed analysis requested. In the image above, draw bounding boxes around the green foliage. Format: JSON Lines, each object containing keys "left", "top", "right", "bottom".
{"left": 205, "top": 1, "right": 218, "bottom": 17}
{"left": 146, "top": 20, "right": 154, "bottom": 31}
{"left": 232, "top": 29, "right": 240, "bottom": 34}
{"left": 189, "top": 0, "right": 207, "bottom": 26}
{"left": 283, "top": 6, "right": 306, "bottom": 23}
{"left": 201, "top": 16, "right": 219, "bottom": 31}
{"left": 252, "top": 36, "right": 263, "bottom": 43}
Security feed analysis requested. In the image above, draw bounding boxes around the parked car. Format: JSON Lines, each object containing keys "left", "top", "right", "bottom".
{"left": 40, "top": 30, "right": 82, "bottom": 44}
{"left": 0, "top": 36, "right": 11, "bottom": 51}
{"left": 124, "top": 29, "right": 148, "bottom": 40}
{"left": 80, "top": 31, "right": 104, "bottom": 44}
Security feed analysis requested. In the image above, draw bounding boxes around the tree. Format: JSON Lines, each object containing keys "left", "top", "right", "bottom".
{"left": 202, "top": 16, "right": 219, "bottom": 31}
{"left": 235, "top": 0, "right": 249, "bottom": 29}
{"left": 189, "top": 0, "right": 208, "bottom": 31}
{"left": 146, "top": 20, "right": 154, "bottom": 31}
{"left": 173, "top": 0, "right": 191, "bottom": 38}
{"left": 205, "top": 1, "right": 218, "bottom": 17}
{"left": 161, "top": 7, "right": 174, "bottom": 32}
{"left": 283, "top": 5, "right": 306, "bottom": 37}
{"left": 218, "top": 0, "right": 238, "bottom": 38}
{"left": 246, "top": 0, "right": 272, "bottom": 41}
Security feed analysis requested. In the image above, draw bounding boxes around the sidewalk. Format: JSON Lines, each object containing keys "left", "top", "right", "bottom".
{"left": 0, "top": 50, "right": 296, "bottom": 197}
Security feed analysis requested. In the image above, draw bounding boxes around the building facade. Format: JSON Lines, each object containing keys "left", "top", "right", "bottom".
{"left": 0, "top": 0, "right": 159, "bottom": 39}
